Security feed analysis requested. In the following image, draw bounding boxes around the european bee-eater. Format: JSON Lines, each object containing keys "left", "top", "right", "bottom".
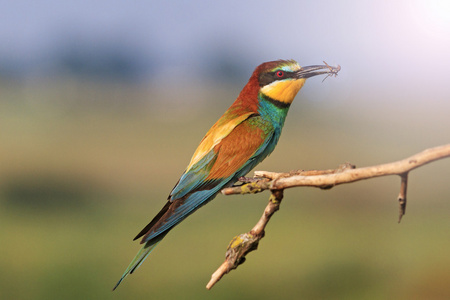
{"left": 114, "top": 59, "right": 339, "bottom": 290}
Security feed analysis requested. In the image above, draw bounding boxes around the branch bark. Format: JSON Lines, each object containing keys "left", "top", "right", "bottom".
{"left": 206, "top": 144, "right": 450, "bottom": 289}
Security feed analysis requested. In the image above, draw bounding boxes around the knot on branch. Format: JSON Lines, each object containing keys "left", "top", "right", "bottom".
{"left": 206, "top": 232, "right": 262, "bottom": 290}
{"left": 226, "top": 232, "right": 261, "bottom": 267}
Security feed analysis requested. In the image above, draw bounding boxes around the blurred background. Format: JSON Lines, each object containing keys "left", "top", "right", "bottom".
{"left": 1, "top": 0, "right": 449, "bottom": 299}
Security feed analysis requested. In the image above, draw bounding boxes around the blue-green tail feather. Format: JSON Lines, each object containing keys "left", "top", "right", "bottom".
{"left": 113, "top": 238, "right": 163, "bottom": 291}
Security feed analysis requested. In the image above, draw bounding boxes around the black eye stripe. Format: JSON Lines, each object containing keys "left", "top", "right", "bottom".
{"left": 259, "top": 71, "right": 296, "bottom": 86}
{"left": 271, "top": 71, "right": 295, "bottom": 78}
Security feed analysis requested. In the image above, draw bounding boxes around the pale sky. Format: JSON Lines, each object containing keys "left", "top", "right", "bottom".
{"left": 1, "top": 0, "right": 449, "bottom": 101}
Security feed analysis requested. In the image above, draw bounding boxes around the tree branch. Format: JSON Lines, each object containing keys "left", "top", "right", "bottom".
{"left": 206, "top": 144, "right": 450, "bottom": 289}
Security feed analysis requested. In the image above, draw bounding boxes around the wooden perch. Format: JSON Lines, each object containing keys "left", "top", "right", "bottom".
{"left": 206, "top": 144, "right": 450, "bottom": 289}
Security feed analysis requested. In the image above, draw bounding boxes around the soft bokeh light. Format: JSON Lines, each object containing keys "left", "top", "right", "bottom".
{"left": 409, "top": 0, "right": 450, "bottom": 41}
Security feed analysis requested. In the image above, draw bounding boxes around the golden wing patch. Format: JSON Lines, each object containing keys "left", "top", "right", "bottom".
{"left": 186, "top": 112, "right": 255, "bottom": 172}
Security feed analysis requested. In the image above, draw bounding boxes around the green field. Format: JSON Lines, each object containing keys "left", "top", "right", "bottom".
{"left": 1, "top": 81, "right": 449, "bottom": 299}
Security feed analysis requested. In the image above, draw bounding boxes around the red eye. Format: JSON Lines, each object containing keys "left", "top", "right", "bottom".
{"left": 276, "top": 71, "right": 284, "bottom": 78}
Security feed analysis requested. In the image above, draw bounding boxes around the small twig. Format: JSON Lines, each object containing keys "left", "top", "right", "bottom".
{"left": 398, "top": 173, "right": 408, "bottom": 223}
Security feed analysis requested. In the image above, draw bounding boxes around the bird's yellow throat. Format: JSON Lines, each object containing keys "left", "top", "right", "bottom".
{"left": 260, "top": 78, "right": 305, "bottom": 104}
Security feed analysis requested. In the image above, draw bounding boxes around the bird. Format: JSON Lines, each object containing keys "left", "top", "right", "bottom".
{"left": 113, "top": 59, "right": 340, "bottom": 290}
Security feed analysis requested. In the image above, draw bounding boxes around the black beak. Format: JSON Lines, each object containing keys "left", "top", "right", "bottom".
{"left": 296, "top": 62, "right": 341, "bottom": 79}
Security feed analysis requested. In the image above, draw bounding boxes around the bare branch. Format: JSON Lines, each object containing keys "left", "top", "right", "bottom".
{"left": 206, "top": 231, "right": 260, "bottom": 290}
{"left": 222, "top": 144, "right": 450, "bottom": 194}
{"left": 207, "top": 144, "right": 450, "bottom": 289}
{"left": 207, "top": 190, "right": 283, "bottom": 290}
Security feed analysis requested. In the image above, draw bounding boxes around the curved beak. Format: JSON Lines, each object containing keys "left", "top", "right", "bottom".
{"left": 296, "top": 62, "right": 341, "bottom": 79}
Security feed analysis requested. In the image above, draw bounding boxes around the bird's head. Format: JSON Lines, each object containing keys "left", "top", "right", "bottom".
{"left": 256, "top": 60, "right": 340, "bottom": 105}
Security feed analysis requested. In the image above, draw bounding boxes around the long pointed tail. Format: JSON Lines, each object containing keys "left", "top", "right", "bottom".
{"left": 113, "top": 238, "right": 163, "bottom": 291}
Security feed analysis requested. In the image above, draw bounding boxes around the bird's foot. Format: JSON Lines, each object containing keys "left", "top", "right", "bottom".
{"left": 237, "top": 176, "right": 261, "bottom": 184}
